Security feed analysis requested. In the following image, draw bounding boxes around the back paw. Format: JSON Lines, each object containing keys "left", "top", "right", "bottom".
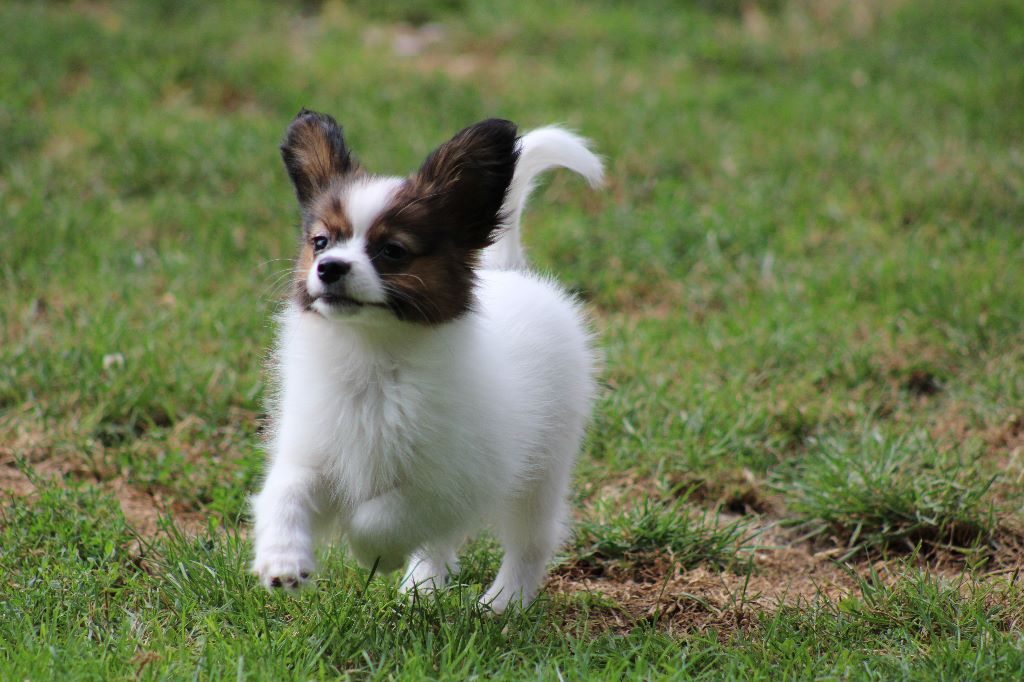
{"left": 399, "top": 551, "right": 459, "bottom": 596}
{"left": 480, "top": 576, "right": 540, "bottom": 613}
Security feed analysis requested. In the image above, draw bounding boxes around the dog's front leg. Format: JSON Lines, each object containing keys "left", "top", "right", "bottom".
{"left": 251, "top": 461, "right": 321, "bottom": 590}
{"left": 347, "top": 486, "right": 428, "bottom": 574}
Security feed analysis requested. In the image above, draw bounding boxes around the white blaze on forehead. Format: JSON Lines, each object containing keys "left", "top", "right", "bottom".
{"left": 343, "top": 177, "right": 404, "bottom": 237}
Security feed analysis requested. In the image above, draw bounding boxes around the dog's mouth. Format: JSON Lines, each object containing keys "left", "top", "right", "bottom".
{"left": 311, "top": 293, "right": 389, "bottom": 317}
{"left": 317, "top": 293, "right": 365, "bottom": 308}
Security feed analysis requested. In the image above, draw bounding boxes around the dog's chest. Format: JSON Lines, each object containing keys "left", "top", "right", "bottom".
{"left": 315, "top": 359, "right": 423, "bottom": 499}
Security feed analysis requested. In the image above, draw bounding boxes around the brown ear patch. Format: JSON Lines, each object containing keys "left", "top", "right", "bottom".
{"left": 367, "top": 208, "right": 480, "bottom": 324}
{"left": 382, "top": 256, "right": 479, "bottom": 324}
{"left": 408, "top": 119, "right": 519, "bottom": 249}
{"left": 281, "top": 109, "right": 357, "bottom": 206}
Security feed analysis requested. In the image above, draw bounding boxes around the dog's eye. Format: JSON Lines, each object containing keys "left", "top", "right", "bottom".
{"left": 311, "top": 236, "right": 328, "bottom": 252}
{"left": 380, "top": 241, "right": 411, "bottom": 264}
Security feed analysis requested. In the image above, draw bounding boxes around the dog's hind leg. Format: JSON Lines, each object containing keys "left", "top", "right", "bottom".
{"left": 481, "top": 461, "right": 573, "bottom": 613}
{"left": 399, "top": 535, "right": 462, "bottom": 596}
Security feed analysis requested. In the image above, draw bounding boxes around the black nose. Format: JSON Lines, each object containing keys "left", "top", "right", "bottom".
{"left": 317, "top": 258, "right": 351, "bottom": 284}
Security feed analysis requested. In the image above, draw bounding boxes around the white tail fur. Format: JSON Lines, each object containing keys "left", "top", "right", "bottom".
{"left": 482, "top": 126, "right": 603, "bottom": 270}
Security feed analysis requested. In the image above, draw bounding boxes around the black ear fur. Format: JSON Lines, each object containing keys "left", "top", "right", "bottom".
{"left": 414, "top": 119, "right": 519, "bottom": 249}
{"left": 280, "top": 108, "right": 356, "bottom": 205}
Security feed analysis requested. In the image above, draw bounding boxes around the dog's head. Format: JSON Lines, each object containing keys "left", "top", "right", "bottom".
{"left": 281, "top": 109, "right": 518, "bottom": 324}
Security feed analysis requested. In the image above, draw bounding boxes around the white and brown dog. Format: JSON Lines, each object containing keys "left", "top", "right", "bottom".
{"left": 251, "top": 109, "right": 602, "bottom": 612}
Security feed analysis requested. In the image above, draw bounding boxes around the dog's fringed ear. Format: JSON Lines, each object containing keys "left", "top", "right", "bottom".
{"left": 281, "top": 109, "right": 356, "bottom": 205}
{"left": 413, "top": 119, "right": 519, "bottom": 249}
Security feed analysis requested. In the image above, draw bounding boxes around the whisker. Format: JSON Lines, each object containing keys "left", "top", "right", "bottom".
{"left": 390, "top": 189, "right": 448, "bottom": 220}
{"left": 382, "top": 282, "right": 438, "bottom": 323}
{"left": 261, "top": 266, "right": 305, "bottom": 298}
{"left": 264, "top": 267, "right": 301, "bottom": 284}
{"left": 383, "top": 272, "right": 427, "bottom": 288}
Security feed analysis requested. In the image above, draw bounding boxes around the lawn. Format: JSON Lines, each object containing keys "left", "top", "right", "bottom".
{"left": 2, "top": 0, "right": 1023, "bottom": 678}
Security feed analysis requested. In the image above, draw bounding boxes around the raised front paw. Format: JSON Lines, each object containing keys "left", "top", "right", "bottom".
{"left": 252, "top": 548, "right": 315, "bottom": 590}
{"left": 346, "top": 533, "right": 407, "bottom": 574}
{"left": 347, "top": 498, "right": 407, "bottom": 573}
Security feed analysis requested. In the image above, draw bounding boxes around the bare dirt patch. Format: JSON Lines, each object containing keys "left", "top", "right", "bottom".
{"left": 0, "top": 410, "right": 225, "bottom": 542}
{"left": 1, "top": 458, "right": 208, "bottom": 543}
{"left": 109, "top": 478, "right": 209, "bottom": 540}
{"left": 563, "top": 466, "right": 1024, "bottom": 635}
{"left": 551, "top": 522, "right": 857, "bottom": 637}
{"left": 987, "top": 413, "right": 1024, "bottom": 460}
{"left": 551, "top": 519, "right": 1024, "bottom": 637}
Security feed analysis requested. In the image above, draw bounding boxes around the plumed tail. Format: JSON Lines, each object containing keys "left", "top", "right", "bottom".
{"left": 482, "top": 126, "right": 603, "bottom": 270}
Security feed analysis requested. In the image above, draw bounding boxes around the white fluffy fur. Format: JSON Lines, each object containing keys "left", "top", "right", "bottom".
{"left": 484, "top": 126, "right": 604, "bottom": 270}
{"left": 251, "top": 126, "right": 602, "bottom": 612}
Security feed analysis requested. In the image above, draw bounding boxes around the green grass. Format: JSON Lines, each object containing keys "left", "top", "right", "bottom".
{"left": 575, "top": 490, "right": 757, "bottom": 571}
{"left": 775, "top": 431, "right": 998, "bottom": 558}
{"left": 2, "top": 0, "right": 1023, "bottom": 678}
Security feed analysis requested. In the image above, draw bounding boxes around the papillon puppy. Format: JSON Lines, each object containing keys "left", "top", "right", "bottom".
{"left": 250, "top": 109, "right": 602, "bottom": 612}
